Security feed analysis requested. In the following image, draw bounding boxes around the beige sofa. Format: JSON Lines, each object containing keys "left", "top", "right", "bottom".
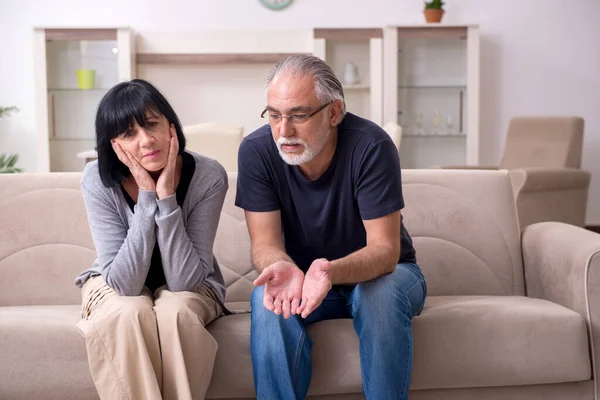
{"left": 1, "top": 169, "right": 600, "bottom": 399}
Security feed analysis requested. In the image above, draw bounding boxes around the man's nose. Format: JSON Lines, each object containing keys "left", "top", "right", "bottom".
{"left": 279, "top": 117, "right": 294, "bottom": 138}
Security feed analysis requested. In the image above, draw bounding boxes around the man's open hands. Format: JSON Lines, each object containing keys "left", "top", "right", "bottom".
{"left": 254, "top": 258, "right": 332, "bottom": 319}
{"left": 297, "top": 258, "right": 332, "bottom": 319}
{"left": 254, "top": 261, "right": 304, "bottom": 319}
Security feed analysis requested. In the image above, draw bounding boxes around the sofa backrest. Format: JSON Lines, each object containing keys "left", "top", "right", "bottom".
{"left": 0, "top": 173, "right": 95, "bottom": 306}
{"left": 213, "top": 174, "right": 257, "bottom": 303}
{"left": 0, "top": 168, "right": 524, "bottom": 306}
{"left": 401, "top": 170, "right": 524, "bottom": 296}
{"left": 218, "top": 169, "right": 525, "bottom": 302}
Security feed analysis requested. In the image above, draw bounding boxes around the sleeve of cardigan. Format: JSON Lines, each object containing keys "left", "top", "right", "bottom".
{"left": 155, "top": 161, "right": 228, "bottom": 292}
{"left": 81, "top": 180, "right": 157, "bottom": 296}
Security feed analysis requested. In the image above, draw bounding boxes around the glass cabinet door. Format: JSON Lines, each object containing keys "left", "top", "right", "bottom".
{"left": 384, "top": 26, "right": 480, "bottom": 169}
{"left": 47, "top": 38, "right": 118, "bottom": 172}
{"left": 34, "top": 28, "right": 134, "bottom": 172}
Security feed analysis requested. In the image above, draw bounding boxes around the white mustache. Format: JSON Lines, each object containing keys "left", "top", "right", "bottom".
{"left": 277, "top": 138, "right": 306, "bottom": 146}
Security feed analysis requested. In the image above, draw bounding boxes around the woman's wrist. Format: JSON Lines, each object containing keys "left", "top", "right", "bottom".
{"left": 156, "top": 187, "right": 174, "bottom": 200}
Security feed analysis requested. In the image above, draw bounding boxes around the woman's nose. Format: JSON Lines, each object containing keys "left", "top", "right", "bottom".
{"left": 138, "top": 128, "right": 154, "bottom": 145}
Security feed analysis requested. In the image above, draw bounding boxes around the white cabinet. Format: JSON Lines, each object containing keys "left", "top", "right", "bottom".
{"left": 33, "top": 28, "right": 135, "bottom": 172}
{"left": 383, "top": 25, "right": 480, "bottom": 168}
{"left": 313, "top": 29, "right": 384, "bottom": 126}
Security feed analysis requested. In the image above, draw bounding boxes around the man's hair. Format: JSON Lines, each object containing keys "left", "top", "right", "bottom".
{"left": 94, "top": 79, "right": 186, "bottom": 187}
{"left": 265, "top": 54, "right": 346, "bottom": 124}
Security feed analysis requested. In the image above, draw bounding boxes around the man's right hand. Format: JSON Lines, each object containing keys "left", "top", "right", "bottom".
{"left": 253, "top": 261, "right": 304, "bottom": 319}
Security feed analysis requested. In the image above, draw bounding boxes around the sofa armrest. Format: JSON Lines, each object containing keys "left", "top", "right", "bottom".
{"left": 523, "top": 222, "right": 600, "bottom": 387}
{"left": 509, "top": 167, "right": 590, "bottom": 192}
{"left": 510, "top": 168, "right": 590, "bottom": 228}
{"left": 430, "top": 165, "right": 499, "bottom": 170}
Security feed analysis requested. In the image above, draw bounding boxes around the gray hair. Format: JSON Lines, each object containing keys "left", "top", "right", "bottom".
{"left": 265, "top": 54, "right": 346, "bottom": 124}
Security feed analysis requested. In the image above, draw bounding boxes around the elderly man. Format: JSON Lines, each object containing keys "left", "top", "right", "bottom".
{"left": 235, "top": 54, "right": 426, "bottom": 400}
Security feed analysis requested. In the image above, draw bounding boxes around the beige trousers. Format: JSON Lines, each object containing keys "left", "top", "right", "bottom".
{"left": 76, "top": 276, "right": 222, "bottom": 400}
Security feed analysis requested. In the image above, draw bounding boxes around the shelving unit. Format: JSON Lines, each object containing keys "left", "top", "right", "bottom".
{"left": 134, "top": 30, "right": 314, "bottom": 139}
{"left": 312, "top": 28, "right": 383, "bottom": 125}
{"left": 383, "top": 25, "right": 480, "bottom": 168}
{"left": 31, "top": 25, "right": 480, "bottom": 172}
{"left": 33, "top": 27, "right": 135, "bottom": 172}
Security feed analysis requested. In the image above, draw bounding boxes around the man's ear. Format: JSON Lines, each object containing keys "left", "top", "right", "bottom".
{"left": 329, "top": 99, "right": 343, "bottom": 126}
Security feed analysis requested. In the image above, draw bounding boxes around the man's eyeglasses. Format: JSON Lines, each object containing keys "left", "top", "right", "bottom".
{"left": 260, "top": 102, "right": 332, "bottom": 125}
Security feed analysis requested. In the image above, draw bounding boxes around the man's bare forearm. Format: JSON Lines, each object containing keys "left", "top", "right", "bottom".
{"left": 330, "top": 244, "right": 399, "bottom": 284}
{"left": 251, "top": 244, "right": 296, "bottom": 272}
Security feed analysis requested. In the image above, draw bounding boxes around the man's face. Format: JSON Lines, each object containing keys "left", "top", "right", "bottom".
{"left": 265, "top": 74, "right": 335, "bottom": 166}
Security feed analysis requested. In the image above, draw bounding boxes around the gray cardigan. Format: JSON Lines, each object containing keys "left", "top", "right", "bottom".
{"left": 74, "top": 151, "right": 228, "bottom": 306}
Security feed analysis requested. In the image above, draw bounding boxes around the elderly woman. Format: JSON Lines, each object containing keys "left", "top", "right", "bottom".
{"left": 74, "top": 79, "right": 228, "bottom": 400}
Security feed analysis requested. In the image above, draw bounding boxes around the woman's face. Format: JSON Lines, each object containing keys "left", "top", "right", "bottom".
{"left": 112, "top": 113, "right": 175, "bottom": 172}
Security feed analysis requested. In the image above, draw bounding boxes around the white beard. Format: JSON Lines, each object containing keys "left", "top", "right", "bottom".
{"left": 276, "top": 137, "right": 316, "bottom": 165}
{"left": 276, "top": 123, "right": 330, "bottom": 166}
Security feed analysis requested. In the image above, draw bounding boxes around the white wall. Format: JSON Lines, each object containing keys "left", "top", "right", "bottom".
{"left": 1, "top": 0, "right": 599, "bottom": 223}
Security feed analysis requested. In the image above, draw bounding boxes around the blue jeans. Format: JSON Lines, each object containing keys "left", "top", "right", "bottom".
{"left": 250, "top": 263, "right": 427, "bottom": 400}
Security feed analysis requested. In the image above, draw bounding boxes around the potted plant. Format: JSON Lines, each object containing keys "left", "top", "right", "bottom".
{"left": 0, "top": 106, "right": 23, "bottom": 173}
{"left": 424, "top": 0, "right": 445, "bottom": 23}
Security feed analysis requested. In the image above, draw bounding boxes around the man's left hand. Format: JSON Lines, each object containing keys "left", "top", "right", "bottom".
{"left": 297, "top": 258, "right": 332, "bottom": 319}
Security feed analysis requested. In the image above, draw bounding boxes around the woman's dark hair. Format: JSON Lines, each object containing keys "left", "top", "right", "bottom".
{"left": 95, "top": 79, "right": 186, "bottom": 187}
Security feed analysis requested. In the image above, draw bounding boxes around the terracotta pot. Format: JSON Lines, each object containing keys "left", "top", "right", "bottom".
{"left": 424, "top": 9, "right": 444, "bottom": 23}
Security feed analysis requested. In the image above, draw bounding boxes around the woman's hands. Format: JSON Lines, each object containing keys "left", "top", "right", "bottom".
{"left": 111, "top": 128, "right": 179, "bottom": 198}
{"left": 156, "top": 128, "right": 179, "bottom": 199}
{"left": 111, "top": 140, "right": 155, "bottom": 191}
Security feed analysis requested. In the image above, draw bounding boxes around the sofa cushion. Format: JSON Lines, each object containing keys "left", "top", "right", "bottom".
{"left": 207, "top": 296, "right": 591, "bottom": 398}
{"left": 0, "top": 305, "right": 97, "bottom": 400}
{"left": 411, "top": 296, "right": 590, "bottom": 390}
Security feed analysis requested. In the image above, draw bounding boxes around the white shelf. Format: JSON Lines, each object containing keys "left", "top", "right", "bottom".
{"left": 48, "top": 88, "right": 110, "bottom": 92}
{"left": 49, "top": 137, "right": 95, "bottom": 142}
{"left": 404, "top": 133, "right": 466, "bottom": 138}
{"left": 398, "top": 85, "right": 466, "bottom": 90}
{"left": 343, "top": 84, "right": 370, "bottom": 90}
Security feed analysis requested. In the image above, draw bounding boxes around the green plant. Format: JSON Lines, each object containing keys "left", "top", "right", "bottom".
{"left": 0, "top": 153, "right": 22, "bottom": 173}
{"left": 424, "top": 0, "right": 445, "bottom": 9}
{"left": 0, "top": 105, "right": 23, "bottom": 173}
{"left": 0, "top": 106, "right": 19, "bottom": 117}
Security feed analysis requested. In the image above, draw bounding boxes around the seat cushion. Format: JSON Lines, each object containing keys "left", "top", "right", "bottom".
{"left": 207, "top": 296, "right": 591, "bottom": 397}
{"left": 0, "top": 305, "right": 97, "bottom": 400}
{"left": 411, "top": 296, "right": 590, "bottom": 389}
{"left": 1, "top": 297, "right": 590, "bottom": 399}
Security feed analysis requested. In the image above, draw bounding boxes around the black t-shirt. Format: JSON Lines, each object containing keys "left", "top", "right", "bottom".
{"left": 235, "top": 112, "right": 416, "bottom": 273}
{"left": 121, "top": 151, "right": 196, "bottom": 292}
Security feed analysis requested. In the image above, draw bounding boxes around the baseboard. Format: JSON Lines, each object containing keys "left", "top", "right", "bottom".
{"left": 586, "top": 225, "right": 600, "bottom": 234}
